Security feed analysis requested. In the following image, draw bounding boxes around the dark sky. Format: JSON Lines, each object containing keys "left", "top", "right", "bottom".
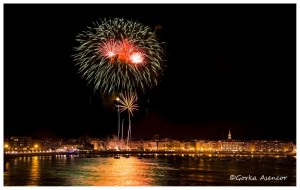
{"left": 4, "top": 4, "right": 296, "bottom": 141}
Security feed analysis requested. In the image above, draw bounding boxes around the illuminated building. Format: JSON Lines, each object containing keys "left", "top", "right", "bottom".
{"left": 9, "top": 136, "right": 32, "bottom": 151}
{"left": 90, "top": 139, "right": 105, "bottom": 150}
{"left": 128, "top": 141, "right": 144, "bottom": 150}
{"left": 228, "top": 128, "right": 232, "bottom": 140}
{"left": 143, "top": 141, "right": 158, "bottom": 151}
{"left": 59, "top": 142, "right": 84, "bottom": 151}
{"left": 157, "top": 141, "right": 168, "bottom": 150}
{"left": 4, "top": 134, "right": 295, "bottom": 153}
{"left": 42, "top": 139, "right": 62, "bottom": 151}
{"left": 184, "top": 141, "right": 196, "bottom": 150}
{"left": 31, "top": 139, "right": 42, "bottom": 151}
{"left": 221, "top": 141, "right": 247, "bottom": 151}
{"left": 172, "top": 140, "right": 185, "bottom": 150}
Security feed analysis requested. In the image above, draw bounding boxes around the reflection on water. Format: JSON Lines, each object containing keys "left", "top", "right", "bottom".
{"left": 29, "top": 157, "right": 40, "bottom": 186}
{"left": 68, "top": 156, "right": 156, "bottom": 186}
{"left": 4, "top": 155, "right": 296, "bottom": 186}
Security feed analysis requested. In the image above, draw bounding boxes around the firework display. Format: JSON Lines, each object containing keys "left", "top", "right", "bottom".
{"left": 118, "top": 92, "right": 139, "bottom": 116}
{"left": 116, "top": 92, "right": 139, "bottom": 144}
{"left": 73, "top": 18, "right": 164, "bottom": 94}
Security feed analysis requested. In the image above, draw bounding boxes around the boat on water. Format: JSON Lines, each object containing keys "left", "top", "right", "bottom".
{"left": 114, "top": 155, "right": 121, "bottom": 159}
{"left": 276, "top": 157, "right": 287, "bottom": 162}
{"left": 235, "top": 158, "right": 246, "bottom": 162}
{"left": 219, "top": 157, "right": 231, "bottom": 161}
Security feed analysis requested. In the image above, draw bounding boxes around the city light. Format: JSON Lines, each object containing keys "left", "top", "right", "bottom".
{"left": 3, "top": 135, "right": 296, "bottom": 156}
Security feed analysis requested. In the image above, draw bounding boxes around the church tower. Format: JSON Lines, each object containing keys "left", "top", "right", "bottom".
{"left": 228, "top": 128, "right": 232, "bottom": 140}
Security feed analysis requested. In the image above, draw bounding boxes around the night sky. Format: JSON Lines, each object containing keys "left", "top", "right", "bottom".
{"left": 4, "top": 4, "right": 296, "bottom": 141}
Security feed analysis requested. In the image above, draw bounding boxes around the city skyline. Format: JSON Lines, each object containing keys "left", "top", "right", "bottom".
{"left": 4, "top": 132, "right": 296, "bottom": 153}
{"left": 4, "top": 4, "right": 296, "bottom": 141}
{"left": 4, "top": 128, "right": 296, "bottom": 153}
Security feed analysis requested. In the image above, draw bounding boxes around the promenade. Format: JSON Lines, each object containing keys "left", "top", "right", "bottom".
{"left": 4, "top": 149, "right": 295, "bottom": 161}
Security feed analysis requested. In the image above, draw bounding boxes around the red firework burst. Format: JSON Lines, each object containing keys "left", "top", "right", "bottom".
{"left": 99, "top": 40, "right": 119, "bottom": 59}
{"left": 99, "top": 39, "right": 144, "bottom": 65}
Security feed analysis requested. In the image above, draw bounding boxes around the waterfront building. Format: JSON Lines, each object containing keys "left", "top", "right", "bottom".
{"left": 172, "top": 140, "right": 185, "bottom": 150}
{"left": 157, "top": 141, "right": 168, "bottom": 150}
{"left": 143, "top": 141, "right": 158, "bottom": 151}
{"left": 4, "top": 132, "right": 295, "bottom": 153}
{"left": 59, "top": 141, "right": 84, "bottom": 151}
{"left": 129, "top": 140, "right": 144, "bottom": 150}
{"left": 221, "top": 141, "right": 245, "bottom": 151}
{"left": 9, "top": 136, "right": 32, "bottom": 151}
{"left": 90, "top": 139, "right": 105, "bottom": 150}
{"left": 42, "top": 139, "right": 62, "bottom": 151}
{"left": 184, "top": 141, "right": 196, "bottom": 150}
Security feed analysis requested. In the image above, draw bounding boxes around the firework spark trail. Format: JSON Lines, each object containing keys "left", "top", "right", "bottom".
{"left": 117, "top": 92, "right": 139, "bottom": 145}
{"left": 118, "top": 92, "right": 139, "bottom": 116}
{"left": 73, "top": 18, "right": 164, "bottom": 95}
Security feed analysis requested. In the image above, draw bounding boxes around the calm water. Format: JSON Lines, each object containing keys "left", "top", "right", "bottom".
{"left": 4, "top": 155, "right": 296, "bottom": 186}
